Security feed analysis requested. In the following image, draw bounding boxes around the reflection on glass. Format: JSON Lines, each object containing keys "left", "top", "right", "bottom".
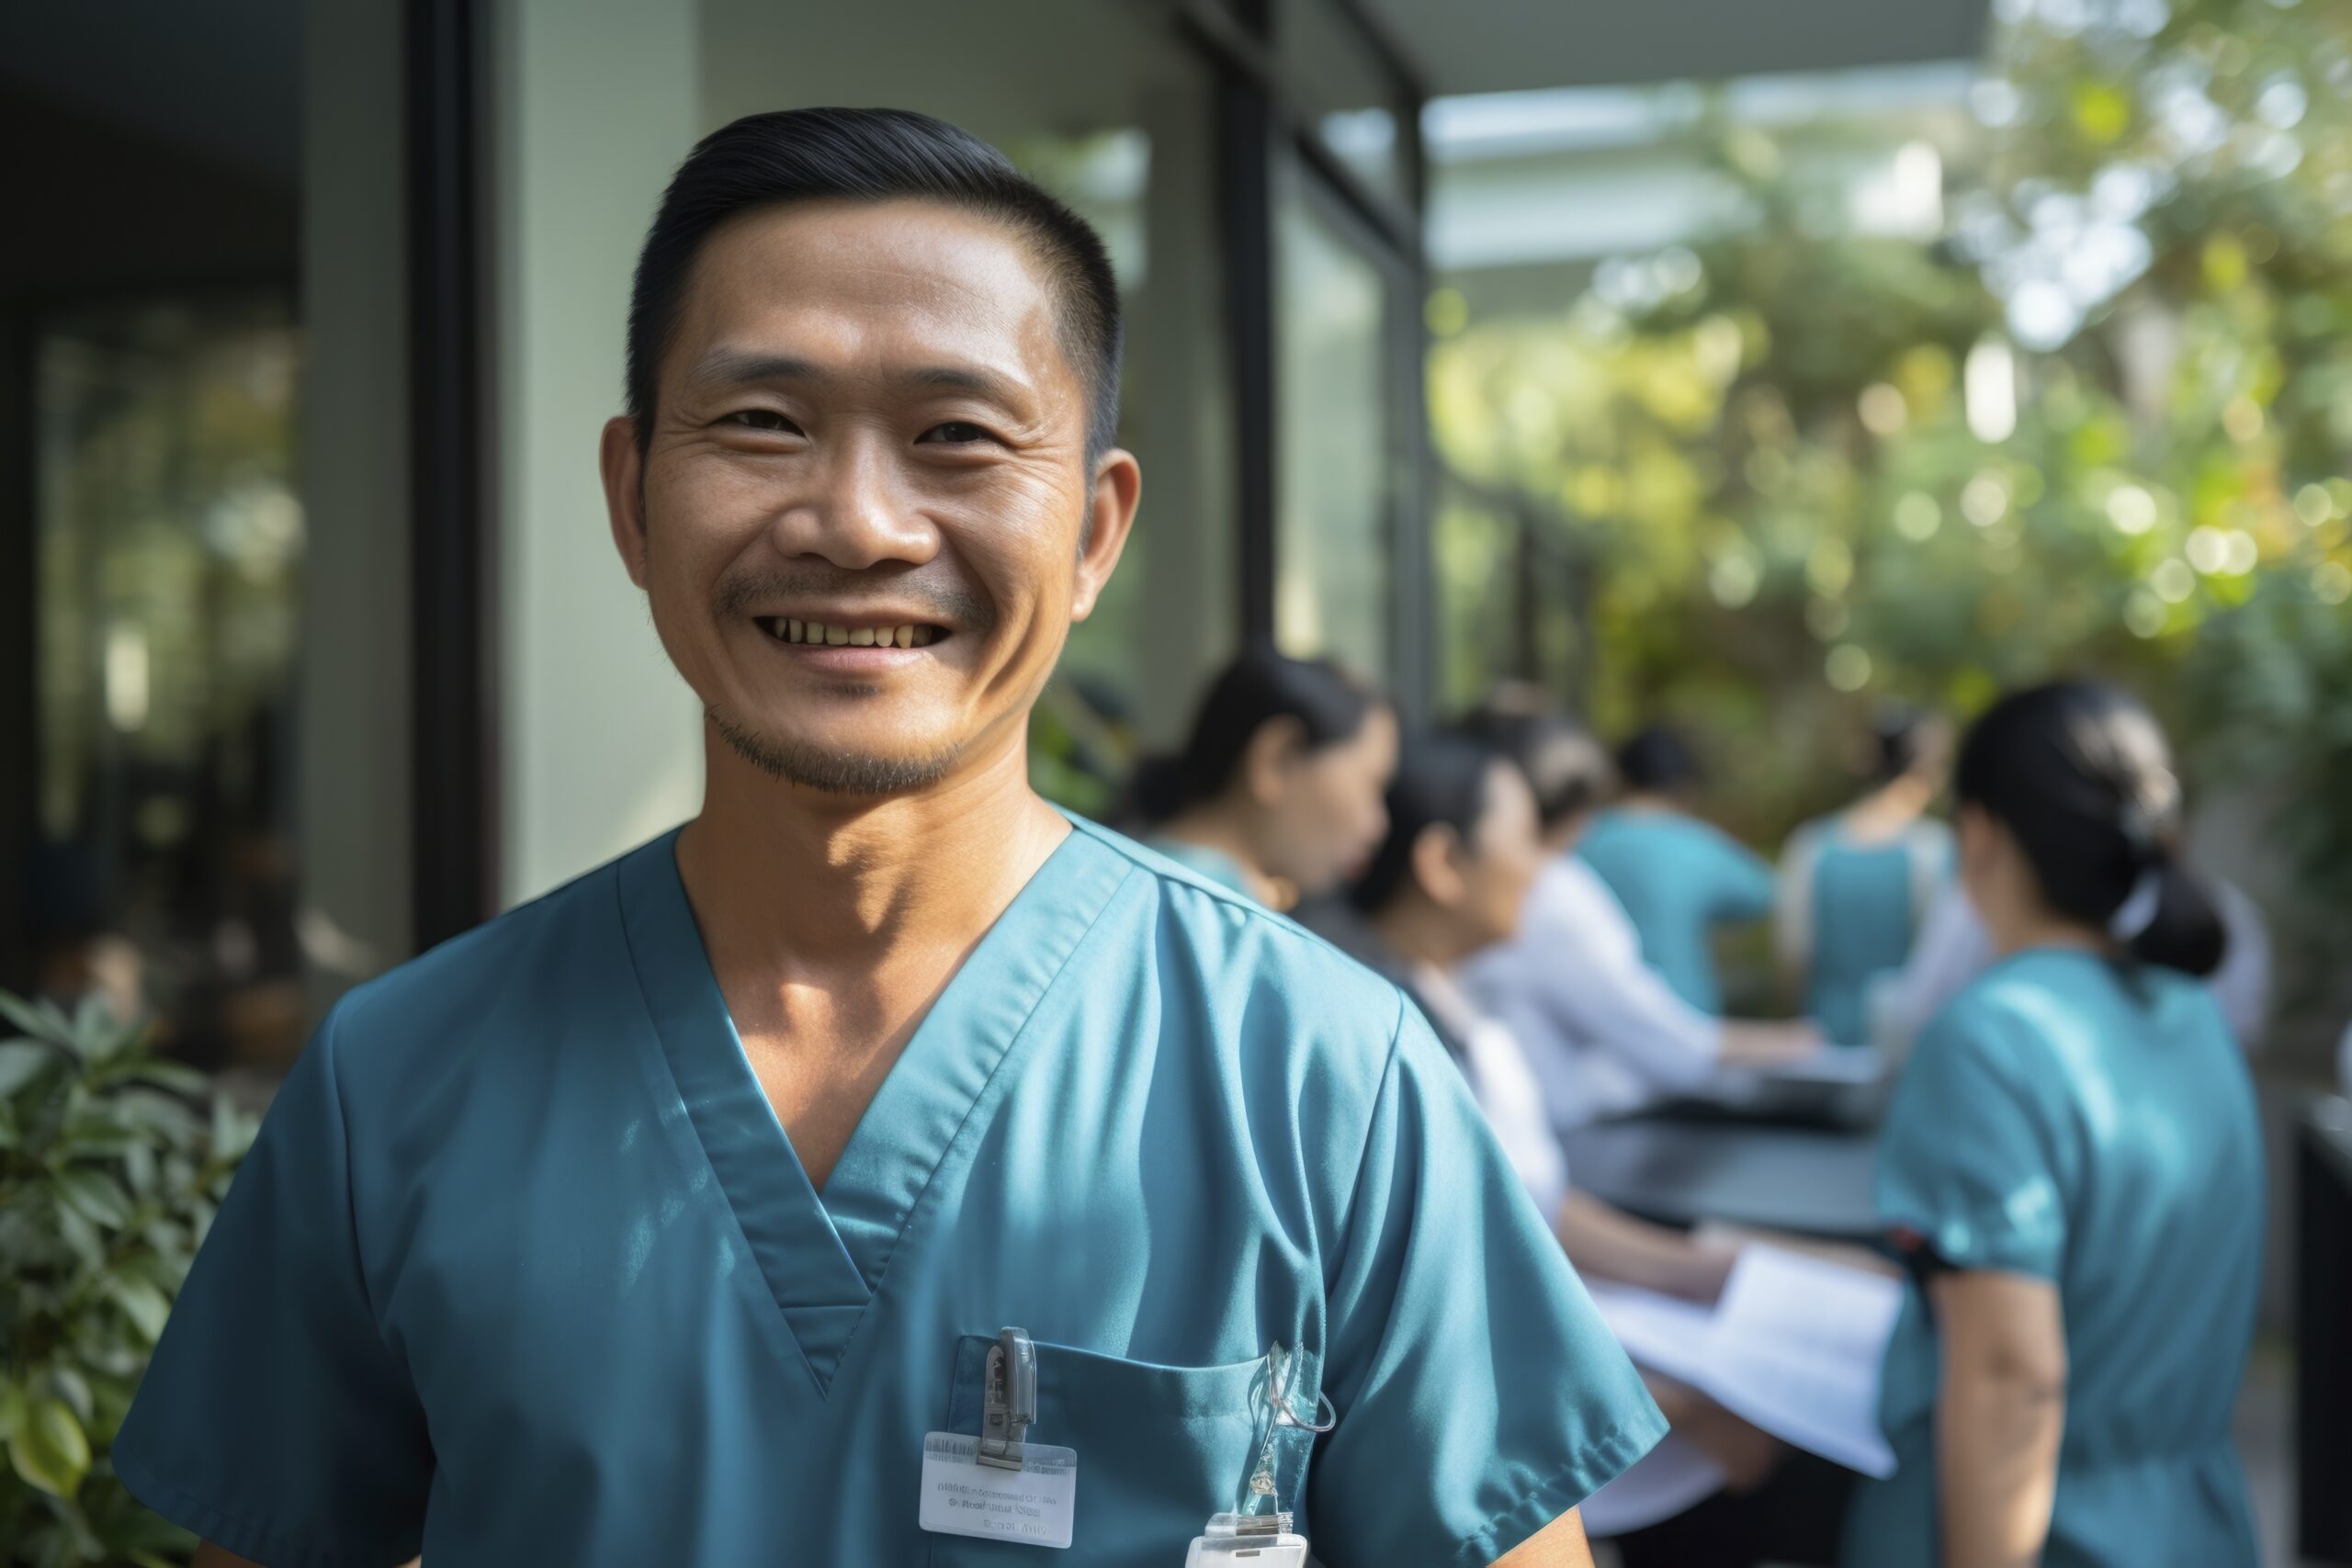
{"left": 1279, "top": 0, "right": 1409, "bottom": 208}
{"left": 1275, "top": 185, "right": 1392, "bottom": 682}
{"left": 33, "top": 298, "right": 305, "bottom": 1066}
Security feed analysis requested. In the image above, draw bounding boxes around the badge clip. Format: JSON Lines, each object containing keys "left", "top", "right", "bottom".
{"left": 977, "top": 1325, "right": 1037, "bottom": 1471}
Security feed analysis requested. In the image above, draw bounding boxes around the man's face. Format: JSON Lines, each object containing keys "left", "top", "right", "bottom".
{"left": 602, "top": 198, "right": 1138, "bottom": 795}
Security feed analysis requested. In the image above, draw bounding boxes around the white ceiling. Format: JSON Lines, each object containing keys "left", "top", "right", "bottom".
{"left": 1360, "top": 0, "right": 1989, "bottom": 96}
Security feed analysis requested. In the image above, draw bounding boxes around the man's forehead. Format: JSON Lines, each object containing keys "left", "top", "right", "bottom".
{"left": 671, "top": 199, "right": 1066, "bottom": 374}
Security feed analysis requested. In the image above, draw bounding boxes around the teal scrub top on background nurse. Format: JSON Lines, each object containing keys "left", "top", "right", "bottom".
{"left": 116, "top": 819, "right": 1666, "bottom": 1567}
{"left": 1781, "top": 818, "right": 1950, "bottom": 1045}
{"left": 1577, "top": 808, "right": 1777, "bottom": 1013}
{"left": 1841, "top": 949, "right": 2263, "bottom": 1567}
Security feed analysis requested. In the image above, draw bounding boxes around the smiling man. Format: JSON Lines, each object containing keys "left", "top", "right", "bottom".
{"left": 115, "top": 109, "right": 1662, "bottom": 1567}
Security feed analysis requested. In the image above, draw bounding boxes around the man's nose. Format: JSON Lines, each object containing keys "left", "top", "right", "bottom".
{"left": 764, "top": 433, "right": 940, "bottom": 570}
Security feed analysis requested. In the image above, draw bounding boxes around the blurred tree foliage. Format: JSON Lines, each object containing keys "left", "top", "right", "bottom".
{"left": 1430, "top": 0, "right": 2352, "bottom": 903}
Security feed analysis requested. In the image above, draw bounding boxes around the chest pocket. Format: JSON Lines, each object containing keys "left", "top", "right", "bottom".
{"left": 927, "top": 1336, "right": 1273, "bottom": 1567}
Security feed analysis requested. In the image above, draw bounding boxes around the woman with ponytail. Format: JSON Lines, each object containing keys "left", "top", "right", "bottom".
{"left": 1842, "top": 682, "right": 2261, "bottom": 1568}
{"left": 1128, "top": 645, "right": 1396, "bottom": 908}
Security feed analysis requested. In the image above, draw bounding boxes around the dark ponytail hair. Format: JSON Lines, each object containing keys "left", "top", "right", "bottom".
{"left": 1131, "top": 645, "right": 1382, "bottom": 825}
{"left": 1953, "top": 681, "right": 2226, "bottom": 976}
{"left": 1351, "top": 731, "right": 1500, "bottom": 915}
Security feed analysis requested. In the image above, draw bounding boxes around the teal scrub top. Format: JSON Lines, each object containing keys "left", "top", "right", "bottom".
{"left": 117, "top": 817, "right": 1663, "bottom": 1568}
{"left": 1799, "top": 823, "right": 1945, "bottom": 1045}
{"left": 1841, "top": 950, "right": 2263, "bottom": 1568}
{"left": 1577, "top": 809, "right": 1775, "bottom": 1013}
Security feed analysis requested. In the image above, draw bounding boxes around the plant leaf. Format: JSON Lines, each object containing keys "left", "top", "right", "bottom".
{"left": 0, "top": 1040, "right": 54, "bottom": 1097}
{"left": 0, "top": 991, "right": 58, "bottom": 1042}
{"left": 209, "top": 1098, "right": 257, "bottom": 1164}
{"left": 104, "top": 1276, "right": 174, "bottom": 1345}
{"left": 41, "top": 1366, "right": 94, "bottom": 1426}
{"left": 102, "top": 1059, "right": 209, "bottom": 1098}
{"left": 51, "top": 1194, "right": 105, "bottom": 1272}
{"left": 7, "top": 1396, "right": 91, "bottom": 1498}
{"left": 51, "top": 1170, "right": 134, "bottom": 1232}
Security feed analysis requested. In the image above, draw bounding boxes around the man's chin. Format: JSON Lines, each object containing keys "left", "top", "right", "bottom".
{"left": 708, "top": 708, "right": 964, "bottom": 795}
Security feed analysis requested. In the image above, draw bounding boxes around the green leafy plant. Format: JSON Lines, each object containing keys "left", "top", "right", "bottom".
{"left": 0, "top": 991, "right": 255, "bottom": 1567}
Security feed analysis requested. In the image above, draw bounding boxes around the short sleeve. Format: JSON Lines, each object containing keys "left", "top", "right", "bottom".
{"left": 1308, "top": 1001, "right": 1666, "bottom": 1567}
{"left": 114, "top": 1005, "right": 432, "bottom": 1568}
{"left": 1707, "top": 829, "right": 1779, "bottom": 921}
{"left": 1876, "top": 1001, "right": 2068, "bottom": 1280}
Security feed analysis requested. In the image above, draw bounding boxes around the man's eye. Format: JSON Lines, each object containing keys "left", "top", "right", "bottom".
{"left": 724, "top": 410, "right": 799, "bottom": 434}
{"left": 917, "top": 421, "right": 992, "bottom": 446}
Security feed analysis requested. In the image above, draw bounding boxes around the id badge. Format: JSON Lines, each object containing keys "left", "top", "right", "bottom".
{"left": 920, "top": 1431, "right": 1077, "bottom": 1550}
{"left": 1183, "top": 1514, "right": 1309, "bottom": 1566}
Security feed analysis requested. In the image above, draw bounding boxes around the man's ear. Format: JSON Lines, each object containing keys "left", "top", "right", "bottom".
{"left": 1069, "top": 447, "right": 1141, "bottom": 622}
{"left": 1409, "top": 824, "right": 1468, "bottom": 909}
{"left": 600, "top": 415, "right": 650, "bottom": 589}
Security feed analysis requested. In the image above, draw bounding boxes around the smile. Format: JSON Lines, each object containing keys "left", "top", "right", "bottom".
{"left": 758, "top": 617, "right": 944, "bottom": 649}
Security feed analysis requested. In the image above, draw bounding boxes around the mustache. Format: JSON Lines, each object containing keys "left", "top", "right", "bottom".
{"left": 711, "top": 565, "right": 994, "bottom": 632}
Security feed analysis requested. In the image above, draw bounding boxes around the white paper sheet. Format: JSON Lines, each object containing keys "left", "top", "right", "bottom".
{"left": 1585, "top": 1245, "right": 1904, "bottom": 1481}
{"left": 1577, "top": 1436, "right": 1727, "bottom": 1538}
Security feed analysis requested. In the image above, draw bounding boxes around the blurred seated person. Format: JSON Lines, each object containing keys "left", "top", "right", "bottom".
{"left": 1777, "top": 710, "right": 1953, "bottom": 1046}
{"left": 1577, "top": 724, "right": 1779, "bottom": 1014}
{"left": 1303, "top": 731, "right": 1859, "bottom": 1566}
{"left": 1454, "top": 703, "right": 1820, "bottom": 1127}
{"left": 1127, "top": 644, "right": 1396, "bottom": 910}
{"left": 1841, "top": 682, "right": 2262, "bottom": 1568}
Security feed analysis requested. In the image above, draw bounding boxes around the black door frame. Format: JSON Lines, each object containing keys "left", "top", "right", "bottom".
{"left": 405, "top": 0, "right": 500, "bottom": 952}
{"left": 1187, "top": 0, "right": 1433, "bottom": 716}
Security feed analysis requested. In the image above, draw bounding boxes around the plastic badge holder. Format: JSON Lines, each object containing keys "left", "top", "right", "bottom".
{"left": 1182, "top": 1513, "right": 1309, "bottom": 1566}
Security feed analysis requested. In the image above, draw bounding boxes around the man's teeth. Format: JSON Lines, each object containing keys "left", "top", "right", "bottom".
{"left": 774, "top": 618, "right": 935, "bottom": 648}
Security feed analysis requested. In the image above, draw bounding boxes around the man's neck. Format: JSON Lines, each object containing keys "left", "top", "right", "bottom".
{"left": 676, "top": 723, "right": 1069, "bottom": 984}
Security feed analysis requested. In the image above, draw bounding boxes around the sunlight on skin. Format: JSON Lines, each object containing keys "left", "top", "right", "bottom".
{"left": 1491, "top": 1506, "right": 1594, "bottom": 1566}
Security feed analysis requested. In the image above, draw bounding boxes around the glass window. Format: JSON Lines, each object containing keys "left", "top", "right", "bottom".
{"left": 33, "top": 298, "right": 307, "bottom": 1066}
{"left": 1274, "top": 171, "right": 1397, "bottom": 684}
{"left": 1277, "top": 0, "right": 1413, "bottom": 209}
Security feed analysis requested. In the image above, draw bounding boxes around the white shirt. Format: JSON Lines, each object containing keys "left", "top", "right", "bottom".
{"left": 1456, "top": 856, "right": 1724, "bottom": 1127}
{"left": 1880, "top": 876, "right": 2273, "bottom": 1051}
{"left": 1411, "top": 964, "right": 1570, "bottom": 1219}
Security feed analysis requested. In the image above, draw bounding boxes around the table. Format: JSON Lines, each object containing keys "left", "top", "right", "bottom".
{"left": 1561, "top": 1114, "right": 1883, "bottom": 1241}
{"left": 2298, "top": 1095, "right": 2352, "bottom": 1565}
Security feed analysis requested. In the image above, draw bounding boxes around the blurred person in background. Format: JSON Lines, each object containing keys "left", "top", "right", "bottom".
{"left": 1776, "top": 709, "right": 1953, "bottom": 1047}
{"left": 1878, "top": 818, "right": 2272, "bottom": 1055}
{"left": 1577, "top": 725, "right": 1778, "bottom": 1015}
{"left": 1127, "top": 643, "right": 1396, "bottom": 908}
{"left": 1306, "top": 731, "right": 1860, "bottom": 1566}
{"left": 1841, "top": 681, "right": 2262, "bottom": 1568}
{"left": 1455, "top": 700, "right": 1822, "bottom": 1127}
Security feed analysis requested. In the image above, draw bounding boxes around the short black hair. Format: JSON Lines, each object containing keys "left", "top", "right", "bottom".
{"left": 1615, "top": 724, "right": 1704, "bottom": 796}
{"left": 626, "top": 107, "right": 1124, "bottom": 465}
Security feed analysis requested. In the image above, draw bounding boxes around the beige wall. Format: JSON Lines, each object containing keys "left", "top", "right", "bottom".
{"left": 493, "top": 0, "right": 707, "bottom": 908}
{"left": 299, "top": 0, "right": 413, "bottom": 1003}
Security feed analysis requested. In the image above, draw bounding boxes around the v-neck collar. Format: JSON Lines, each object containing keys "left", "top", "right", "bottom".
{"left": 616, "top": 818, "right": 1132, "bottom": 1394}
